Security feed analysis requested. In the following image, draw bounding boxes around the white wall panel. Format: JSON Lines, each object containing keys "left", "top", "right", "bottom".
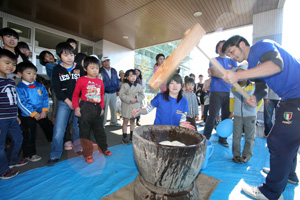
{"left": 253, "top": 8, "right": 283, "bottom": 44}
{"left": 102, "top": 40, "right": 135, "bottom": 72}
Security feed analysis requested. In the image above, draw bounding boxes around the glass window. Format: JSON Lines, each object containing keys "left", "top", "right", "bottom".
{"left": 35, "top": 29, "right": 68, "bottom": 50}
{"left": 34, "top": 47, "right": 56, "bottom": 75}
{"left": 35, "top": 55, "right": 47, "bottom": 75}
{"left": 7, "top": 22, "right": 31, "bottom": 43}
{"left": 80, "top": 43, "right": 93, "bottom": 55}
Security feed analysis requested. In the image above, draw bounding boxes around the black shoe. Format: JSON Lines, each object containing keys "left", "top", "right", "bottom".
{"left": 0, "top": 170, "right": 19, "bottom": 180}
{"left": 48, "top": 159, "right": 59, "bottom": 166}
{"left": 232, "top": 156, "right": 240, "bottom": 163}
{"left": 9, "top": 159, "right": 28, "bottom": 168}
{"left": 218, "top": 140, "right": 229, "bottom": 147}
{"left": 136, "top": 122, "right": 141, "bottom": 126}
{"left": 122, "top": 137, "right": 130, "bottom": 145}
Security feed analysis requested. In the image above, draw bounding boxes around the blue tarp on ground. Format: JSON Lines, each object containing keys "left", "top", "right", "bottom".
{"left": 0, "top": 144, "right": 138, "bottom": 200}
{"left": 0, "top": 132, "right": 299, "bottom": 200}
{"left": 204, "top": 133, "right": 300, "bottom": 200}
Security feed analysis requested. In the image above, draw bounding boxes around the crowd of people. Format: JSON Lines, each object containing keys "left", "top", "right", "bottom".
{"left": 0, "top": 27, "right": 119, "bottom": 178}
{"left": 0, "top": 26, "right": 299, "bottom": 200}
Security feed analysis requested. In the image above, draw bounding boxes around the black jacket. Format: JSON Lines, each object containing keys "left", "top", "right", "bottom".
{"left": 52, "top": 63, "right": 85, "bottom": 101}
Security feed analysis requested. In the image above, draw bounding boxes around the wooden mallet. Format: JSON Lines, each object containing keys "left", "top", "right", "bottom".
{"left": 148, "top": 23, "right": 206, "bottom": 90}
{"left": 148, "top": 23, "right": 250, "bottom": 100}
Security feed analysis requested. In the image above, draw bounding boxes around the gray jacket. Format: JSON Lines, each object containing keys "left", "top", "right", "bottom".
{"left": 119, "top": 82, "right": 145, "bottom": 119}
{"left": 182, "top": 91, "right": 199, "bottom": 117}
{"left": 230, "top": 81, "right": 257, "bottom": 117}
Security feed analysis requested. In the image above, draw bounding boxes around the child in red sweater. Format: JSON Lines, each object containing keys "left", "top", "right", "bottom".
{"left": 72, "top": 56, "right": 111, "bottom": 163}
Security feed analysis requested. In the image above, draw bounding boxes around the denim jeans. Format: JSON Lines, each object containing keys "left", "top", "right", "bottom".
{"left": 263, "top": 99, "right": 279, "bottom": 135}
{"left": 0, "top": 118, "right": 23, "bottom": 174}
{"left": 50, "top": 101, "right": 81, "bottom": 159}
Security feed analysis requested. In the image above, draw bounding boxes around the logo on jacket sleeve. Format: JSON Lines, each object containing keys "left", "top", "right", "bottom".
{"left": 282, "top": 112, "right": 293, "bottom": 124}
{"left": 37, "top": 89, "right": 42, "bottom": 96}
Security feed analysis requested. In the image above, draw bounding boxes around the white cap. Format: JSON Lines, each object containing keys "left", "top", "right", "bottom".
{"left": 101, "top": 56, "right": 110, "bottom": 62}
{"left": 90, "top": 54, "right": 99, "bottom": 60}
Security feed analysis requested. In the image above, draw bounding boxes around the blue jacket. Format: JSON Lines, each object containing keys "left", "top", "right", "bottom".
{"left": 100, "top": 67, "right": 120, "bottom": 93}
{"left": 17, "top": 80, "right": 49, "bottom": 117}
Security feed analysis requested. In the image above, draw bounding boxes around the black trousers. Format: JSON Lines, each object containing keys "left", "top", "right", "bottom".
{"left": 203, "top": 92, "right": 230, "bottom": 140}
{"left": 203, "top": 105, "right": 209, "bottom": 122}
{"left": 21, "top": 116, "right": 53, "bottom": 158}
{"left": 78, "top": 101, "right": 108, "bottom": 158}
{"left": 259, "top": 98, "right": 300, "bottom": 199}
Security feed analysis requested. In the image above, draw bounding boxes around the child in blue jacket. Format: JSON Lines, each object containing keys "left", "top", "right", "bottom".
{"left": 16, "top": 62, "right": 53, "bottom": 162}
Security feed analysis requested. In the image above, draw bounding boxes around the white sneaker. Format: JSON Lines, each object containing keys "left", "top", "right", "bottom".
{"left": 199, "top": 122, "right": 205, "bottom": 126}
{"left": 262, "top": 167, "right": 270, "bottom": 174}
{"left": 263, "top": 167, "right": 299, "bottom": 184}
{"left": 27, "top": 155, "right": 42, "bottom": 162}
{"left": 64, "top": 141, "right": 73, "bottom": 150}
{"left": 242, "top": 185, "right": 284, "bottom": 200}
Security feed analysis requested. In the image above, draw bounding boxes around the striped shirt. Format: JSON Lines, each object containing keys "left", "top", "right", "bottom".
{"left": 0, "top": 77, "right": 18, "bottom": 119}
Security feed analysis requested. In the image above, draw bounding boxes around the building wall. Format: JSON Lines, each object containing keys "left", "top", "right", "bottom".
{"left": 252, "top": 8, "right": 283, "bottom": 113}
{"left": 253, "top": 8, "right": 283, "bottom": 44}
{"left": 102, "top": 40, "right": 135, "bottom": 73}
{"left": 94, "top": 40, "right": 103, "bottom": 57}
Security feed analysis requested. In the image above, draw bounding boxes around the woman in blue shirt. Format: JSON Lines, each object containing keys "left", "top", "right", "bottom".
{"left": 132, "top": 74, "right": 194, "bottom": 130}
